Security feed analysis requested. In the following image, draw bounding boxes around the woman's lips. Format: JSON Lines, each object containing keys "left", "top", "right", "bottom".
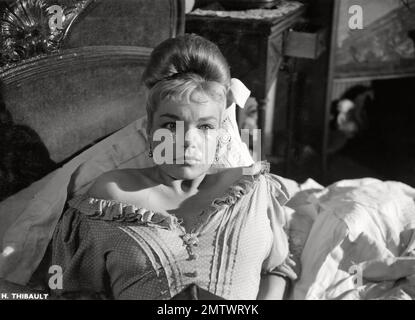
{"left": 174, "top": 156, "right": 201, "bottom": 165}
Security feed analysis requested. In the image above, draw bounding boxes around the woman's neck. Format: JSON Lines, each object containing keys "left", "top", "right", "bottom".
{"left": 152, "top": 166, "right": 208, "bottom": 195}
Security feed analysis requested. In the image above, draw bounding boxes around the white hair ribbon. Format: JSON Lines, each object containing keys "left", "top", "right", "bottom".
{"left": 229, "top": 78, "right": 251, "bottom": 109}
{"left": 213, "top": 77, "right": 254, "bottom": 170}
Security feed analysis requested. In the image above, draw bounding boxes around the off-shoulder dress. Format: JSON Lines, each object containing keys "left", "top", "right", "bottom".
{"left": 50, "top": 162, "right": 295, "bottom": 299}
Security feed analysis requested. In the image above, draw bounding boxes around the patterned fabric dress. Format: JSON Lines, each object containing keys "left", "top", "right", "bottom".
{"left": 50, "top": 163, "right": 294, "bottom": 299}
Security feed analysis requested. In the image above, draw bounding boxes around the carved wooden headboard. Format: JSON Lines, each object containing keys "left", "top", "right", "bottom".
{"left": 0, "top": 0, "right": 184, "bottom": 200}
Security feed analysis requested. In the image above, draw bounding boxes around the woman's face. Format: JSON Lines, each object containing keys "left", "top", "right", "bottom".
{"left": 149, "top": 92, "right": 223, "bottom": 180}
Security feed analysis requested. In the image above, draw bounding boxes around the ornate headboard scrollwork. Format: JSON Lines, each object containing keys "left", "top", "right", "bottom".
{"left": 0, "top": 0, "right": 93, "bottom": 70}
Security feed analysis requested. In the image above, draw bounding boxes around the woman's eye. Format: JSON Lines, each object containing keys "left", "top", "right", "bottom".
{"left": 198, "top": 124, "right": 214, "bottom": 131}
{"left": 163, "top": 122, "right": 176, "bottom": 131}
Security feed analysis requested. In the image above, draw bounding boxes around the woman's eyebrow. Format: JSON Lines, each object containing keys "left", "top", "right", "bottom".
{"left": 160, "top": 113, "right": 181, "bottom": 120}
{"left": 160, "top": 114, "right": 218, "bottom": 122}
{"left": 198, "top": 116, "right": 218, "bottom": 122}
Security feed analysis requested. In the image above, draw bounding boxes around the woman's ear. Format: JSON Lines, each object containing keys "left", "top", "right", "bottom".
{"left": 144, "top": 120, "right": 153, "bottom": 153}
{"left": 146, "top": 128, "right": 152, "bottom": 147}
{"left": 145, "top": 130, "right": 153, "bottom": 158}
{"left": 144, "top": 117, "right": 151, "bottom": 137}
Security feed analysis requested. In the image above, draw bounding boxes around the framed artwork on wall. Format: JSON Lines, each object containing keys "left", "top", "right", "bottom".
{"left": 334, "top": 0, "right": 415, "bottom": 80}
{"left": 322, "top": 0, "right": 415, "bottom": 178}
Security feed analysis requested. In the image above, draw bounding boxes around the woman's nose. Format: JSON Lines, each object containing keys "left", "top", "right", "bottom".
{"left": 183, "top": 128, "right": 201, "bottom": 149}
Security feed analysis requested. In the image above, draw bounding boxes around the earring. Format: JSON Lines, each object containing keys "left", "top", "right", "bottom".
{"left": 148, "top": 146, "right": 153, "bottom": 158}
{"left": 215, "top": 142, "right": 220, "bottom": 163}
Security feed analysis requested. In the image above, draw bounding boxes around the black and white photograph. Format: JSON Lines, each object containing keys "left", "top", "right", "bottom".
{"left": 0, "top": 0, "right": 415, "bottom": 306}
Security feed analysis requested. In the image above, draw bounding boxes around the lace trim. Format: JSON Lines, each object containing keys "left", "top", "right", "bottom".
{"left": 67, "top": 161, "right": 272, "bottom": 231}
{"left": 67, "top": 195, "right": 178, "bottom": 229}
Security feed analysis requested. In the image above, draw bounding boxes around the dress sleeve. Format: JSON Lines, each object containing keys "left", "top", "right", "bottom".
{"left": 261, "top": 174, "right": 298, "bottom": 281}
{"left": 50, "top": 208, "right": 110, "bottom": 299}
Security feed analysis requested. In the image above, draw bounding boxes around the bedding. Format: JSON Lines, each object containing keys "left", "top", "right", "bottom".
{"left": 287, "top": 178, "right": 415, "bottom": 300}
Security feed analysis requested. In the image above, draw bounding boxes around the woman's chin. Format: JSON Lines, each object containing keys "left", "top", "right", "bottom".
{"left": 165, "top": 164, "right": 210, "bottom": 180}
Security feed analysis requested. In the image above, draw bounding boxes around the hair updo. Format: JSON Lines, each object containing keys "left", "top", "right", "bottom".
{"left": 142, "top": 34, "right": 231, "bottom": 89}
{"left": 142, "top": 34, "right": 231, "bottom": 129}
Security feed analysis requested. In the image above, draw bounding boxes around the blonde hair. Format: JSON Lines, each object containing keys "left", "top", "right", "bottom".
{"left": 146, "top": 73, "right": 227, "bottom": 129}
{"left": 142, "top": 34, "right": 231, "bottom": 131}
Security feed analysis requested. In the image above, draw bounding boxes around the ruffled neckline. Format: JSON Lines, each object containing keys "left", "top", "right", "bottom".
{"left": 67, "top": 161, "right": 271, "bottom": 231}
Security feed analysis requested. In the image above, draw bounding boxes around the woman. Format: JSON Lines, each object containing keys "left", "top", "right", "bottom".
{"left": 50, "top": 34, "right": 296, "bottom": 300}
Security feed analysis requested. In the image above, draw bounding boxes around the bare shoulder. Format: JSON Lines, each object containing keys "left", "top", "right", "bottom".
{"left": 87, "top": 167, "right": 154, "bottom": 201}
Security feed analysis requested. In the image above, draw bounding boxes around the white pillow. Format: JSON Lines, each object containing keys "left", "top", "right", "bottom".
{"left": 68, "top": 116, "right": 152, "bottom": 196}
{"left": 0, "top": 117, "right": 151, "bottom": 284}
